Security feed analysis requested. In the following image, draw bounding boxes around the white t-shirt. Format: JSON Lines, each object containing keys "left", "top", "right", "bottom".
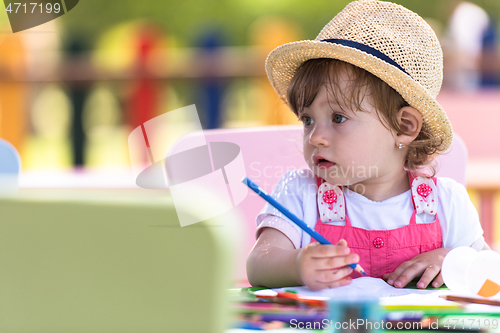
{"left": 256, "top": 169, "right": 485, "bottom": 250}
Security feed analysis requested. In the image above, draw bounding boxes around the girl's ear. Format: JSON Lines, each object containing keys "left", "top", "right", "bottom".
{"left": 396, "top": 106, "right": 423, "bottom": 144}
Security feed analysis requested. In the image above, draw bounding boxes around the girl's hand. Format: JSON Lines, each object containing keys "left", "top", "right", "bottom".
{"left": 383, "top": 248, "right": 451, "bottom": 289}
{"left": 297, "top": 239, "right": 359, "bottom": 290}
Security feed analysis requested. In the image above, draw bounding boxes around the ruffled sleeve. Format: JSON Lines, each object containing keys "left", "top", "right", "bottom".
{"left": 437, "top": 177, "right": 485, "bottom": 249}
{"left": 255, "top": 169, "right": 317, "bottom": 248}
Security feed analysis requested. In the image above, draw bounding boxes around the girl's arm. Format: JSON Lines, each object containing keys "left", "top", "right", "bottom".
{"left": 247, "top": 227, "right": 358, "bottom": 290}
{"left": 246, "top": 228, "right": 302, "bottom": 288}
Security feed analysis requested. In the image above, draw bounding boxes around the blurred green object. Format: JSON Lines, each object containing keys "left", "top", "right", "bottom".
{"left": 404, "top": 279, "right": 449, "bottom": 290}
{"left": 61, "top": 0, "right": 500, "bottom": 47}
{"left": 0, "top": 189, "right": 237, "bottom": 333}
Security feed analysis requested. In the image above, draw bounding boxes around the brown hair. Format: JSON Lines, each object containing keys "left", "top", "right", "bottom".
{"left": 286, "top": 58, "right": 445, "bottom": 175}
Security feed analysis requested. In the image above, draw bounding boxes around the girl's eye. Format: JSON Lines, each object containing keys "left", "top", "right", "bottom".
{"left": 333, "top": 114, "right": 347, "bottom": 124}
{"left": 300, "top": 116, "right": 313, "bottom": 126}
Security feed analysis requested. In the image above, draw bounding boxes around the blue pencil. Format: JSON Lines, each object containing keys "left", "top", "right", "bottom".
{"left": 243, "top": 177, "right": 366, "bottom": 276}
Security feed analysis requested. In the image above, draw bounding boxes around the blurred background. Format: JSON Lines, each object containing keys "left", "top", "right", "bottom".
{"left": 0, "top": 0, "right": 499, "bottom": 248}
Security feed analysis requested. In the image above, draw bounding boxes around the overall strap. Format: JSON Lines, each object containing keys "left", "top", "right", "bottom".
{"left": 408, "top": 172, "right": 438, "bottom": 220}
{"left": 315, "top": 175, "right": 323, "bottom": 188}
{"left": 315, "top": 176, "right": 349, "bottom": 226}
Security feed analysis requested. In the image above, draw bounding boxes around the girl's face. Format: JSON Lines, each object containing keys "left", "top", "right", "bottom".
{"left": 300, "top": 76, "right": 404, "bottom": 194}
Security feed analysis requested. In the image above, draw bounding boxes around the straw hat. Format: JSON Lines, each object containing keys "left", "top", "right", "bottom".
{"left": 265, "top": 0, "right": 453, "bottom": 151}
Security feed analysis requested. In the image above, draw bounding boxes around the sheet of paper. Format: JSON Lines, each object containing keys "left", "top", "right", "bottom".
{"left": 255, "top": 277, "right": 500, "bottom": 313}
{"left": 263, "top": 277, "right": 438, "bottom": 299}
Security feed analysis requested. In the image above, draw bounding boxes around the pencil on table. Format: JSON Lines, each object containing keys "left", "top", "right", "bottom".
{"left": 440, "top": 295, "right": 500, "bottom": 307}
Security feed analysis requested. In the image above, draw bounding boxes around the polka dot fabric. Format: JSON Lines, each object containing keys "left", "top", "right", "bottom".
{"left": 317, "top": 181, "right": 346, "bottom": 223}
{"left": 411, "top": 176, "right": 437, "bottom": 216}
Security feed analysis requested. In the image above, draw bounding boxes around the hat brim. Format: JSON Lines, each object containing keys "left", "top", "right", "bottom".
{"left": 265, "top": 40, "right": 453, "bottom": 152}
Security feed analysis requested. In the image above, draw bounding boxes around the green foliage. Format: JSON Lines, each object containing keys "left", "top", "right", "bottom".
{"left": 61, "top": 0, "right": 500, "bottom": 47}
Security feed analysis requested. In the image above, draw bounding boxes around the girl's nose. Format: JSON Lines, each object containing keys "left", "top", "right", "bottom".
{"left": 308, "top": 124, "right": 330, "bottom": 147}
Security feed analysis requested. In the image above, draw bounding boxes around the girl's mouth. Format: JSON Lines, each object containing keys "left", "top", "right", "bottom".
{"left": 313, "top": 155, "right": 336, "bottom": 169}
{"left": 317, "top": 159, "right": 336, "bottom": 169}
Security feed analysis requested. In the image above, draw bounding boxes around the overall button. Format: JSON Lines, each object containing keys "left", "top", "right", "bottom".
{"left": 373, "top": 237, "right": 384, "bottom": 248}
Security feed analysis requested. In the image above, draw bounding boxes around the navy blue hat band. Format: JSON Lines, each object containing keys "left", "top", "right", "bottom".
{"left": 320, "top": 38, "right": 412, "bottom": 79}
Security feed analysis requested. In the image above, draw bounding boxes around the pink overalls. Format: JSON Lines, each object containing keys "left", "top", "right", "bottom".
{"left": 312, "top": 174, "right": 443, "bottom": 278}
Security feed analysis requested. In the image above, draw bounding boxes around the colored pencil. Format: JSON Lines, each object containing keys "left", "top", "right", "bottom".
{"left": 440, "top": 295, "right": 500, "bottom": 307}
{"left": 242, "top": 177, "right": 366, "bottom": 275}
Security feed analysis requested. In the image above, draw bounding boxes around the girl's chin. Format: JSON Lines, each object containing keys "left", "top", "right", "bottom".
{"left": 315, "top": 171, "right": 352, "bottom": 187}
{"left": 311, "top": 163, "right": 336, "bottom": 172}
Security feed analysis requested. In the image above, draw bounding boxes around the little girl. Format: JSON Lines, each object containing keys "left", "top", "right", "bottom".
{"left": 247, "top": 0, "right": 489, "bottom": 291}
